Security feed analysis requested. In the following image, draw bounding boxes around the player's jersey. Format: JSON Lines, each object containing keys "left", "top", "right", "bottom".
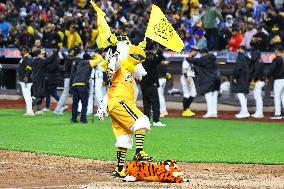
{"left": 182, "top": 59, "right": 195, "bottom": 77}
{"left": 182, "top": 53, "right": 201, "bottom": 78}
{"left": 107, "top": 66, "right": 135, "bottom": 111}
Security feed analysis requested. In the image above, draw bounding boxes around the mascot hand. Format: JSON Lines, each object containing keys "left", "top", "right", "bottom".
{"left": 97, "top": 108, "right": 105, "bottom": 121}
{"left": 132, "top": 64, "right": 147, "bottom": 81}
{"left": 138, "top": 40, "right": 147, "bottom": 49}
{"left": 109, "top": 34, "right": 118, "bottom": 45}
{"left": 98, "top": 95, "right": 108, "bottom": 121}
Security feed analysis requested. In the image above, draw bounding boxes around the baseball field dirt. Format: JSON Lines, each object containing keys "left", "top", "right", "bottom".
{"left": 1, "top": 150, "right": 284, "bottom": 189}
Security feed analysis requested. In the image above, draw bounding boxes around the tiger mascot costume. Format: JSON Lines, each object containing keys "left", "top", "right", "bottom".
{"left": 124, "top": 160, "right": 189, "bottom": 183}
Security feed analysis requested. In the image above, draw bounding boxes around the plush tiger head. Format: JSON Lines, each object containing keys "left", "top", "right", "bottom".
{"left": 161, "top": 160, "right": 184, "bottom": 177}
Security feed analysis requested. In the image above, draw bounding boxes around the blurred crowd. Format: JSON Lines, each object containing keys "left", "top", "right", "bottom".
{"left": 0, "top": 0, "right": 283, "bottom": 51}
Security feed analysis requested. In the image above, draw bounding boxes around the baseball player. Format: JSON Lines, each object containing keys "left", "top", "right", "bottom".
{"left": 181, "top": 46, "right": 200, "bottom": 117}
{"left": 18, "top": 46, "right": 34, "bottom": 116}
{"left": 251, "top": 51, "right": 265, "bottom": 118}
{"left": 267, "top": 46, "right": 284, "bottom": 119}
{"left": 94, "top": 61, "right": 107, "bottom": 114}
{"left": 54, "top": 47, "right": 77, "bottom": 115}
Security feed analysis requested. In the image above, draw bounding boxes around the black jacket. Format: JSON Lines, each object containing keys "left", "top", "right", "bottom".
{"left": 231, "top": 52, "right": 251, "bottom": 94}
{"left": 250, "top": 32, "right": 268, "bottom": 51}
{"left": 267, "top": 56, "right": 284, "bottom": 80}
{"left": 157, "top": 63, "right": 167, "bottom": 79}
{"left": 46, "top": 56, "right": 60, "bottom": 85}
{"left": 140, "top": 50, "right": 164, "bottom": 89}
{"left": 62, "top": 52, "right": 75, "bottom": 78}
{"left": 70, "top": 58, "right": 92, "bottom": 86}
{"left": 187, "top": 54, "right": 220, "bottom": 95}
{"left": 18, "top": 54, "right": 33, "bottom": 83}
{"left": 27, "top": 51, "right": 58, "bottom": 97}
{"left": 251, "top": 61, "right": 265, "bottom": 81}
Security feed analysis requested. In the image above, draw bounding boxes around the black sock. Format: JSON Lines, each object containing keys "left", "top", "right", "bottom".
{"left": 183, "top": 98, "right": 189, "bottom": 110}
{"left": 117, "top": 148, "right": 127, "bottom": 172}
{"left": 188, "top": 96, "right": 194, "bottom": 108}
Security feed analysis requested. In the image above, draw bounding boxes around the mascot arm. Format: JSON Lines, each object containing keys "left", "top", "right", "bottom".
{"left": 122, "top": 59, "right": 136, "bottom": 73}
{"left": 97, "top": 95, "right": 108, "bottom": 121}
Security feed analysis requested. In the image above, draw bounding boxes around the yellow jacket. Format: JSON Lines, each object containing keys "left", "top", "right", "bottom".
{"left": 65, "top": 30, "right": 82, "bottom": 48}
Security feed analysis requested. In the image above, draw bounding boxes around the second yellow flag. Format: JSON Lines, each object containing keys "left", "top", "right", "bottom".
{"left": 145, "top": 4, "right": 184, "bottom": 52}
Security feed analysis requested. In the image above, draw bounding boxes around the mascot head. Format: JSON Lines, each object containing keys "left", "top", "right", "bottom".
{"left": 122, "top": 44, "right": 147, "bottom": 81}
{"left": 104, "top": 35, "right": 147, "bottom": 81}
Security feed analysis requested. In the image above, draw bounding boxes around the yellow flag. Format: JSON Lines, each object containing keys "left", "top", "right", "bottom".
{"left": 145, "top": 4, "right": 184, "bottom": 52}
{"left": 90, "top": 0, "right": 112, "bottom": 48}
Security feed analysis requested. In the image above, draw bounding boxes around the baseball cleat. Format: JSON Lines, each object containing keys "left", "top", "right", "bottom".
{"left": 133, "top": 151, "right": 155, "bottom": 162}
{"left": 111, "top": 167, "right": 126, "bottom": 178}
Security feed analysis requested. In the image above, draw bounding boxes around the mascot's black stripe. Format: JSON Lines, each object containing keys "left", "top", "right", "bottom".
{"left": 119, "top": 101, "right": 138, "bottom": 120}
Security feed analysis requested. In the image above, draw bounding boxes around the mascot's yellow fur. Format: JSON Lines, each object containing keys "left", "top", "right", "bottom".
{"left": 124, "top": 160, "right": 189, "bottom": 183}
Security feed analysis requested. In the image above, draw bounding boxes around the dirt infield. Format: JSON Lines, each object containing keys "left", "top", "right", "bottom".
{"left": 1, "top": 100, "right": 284, "bottom": 188}
{"left": 0, "top": 99, "right": 283, "bottom": 123}
{"left": 0, "top": 150, "right": 283, "bottom": 189}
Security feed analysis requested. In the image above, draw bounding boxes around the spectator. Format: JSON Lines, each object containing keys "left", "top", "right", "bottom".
{"left": 268, "top": 24, "right": 283, "bottom": 51}
{"left": 184, "top": 29, "right": 196, "bottom": 51}
{"left": 0, "top": 14, "right": 9, "bottom": 38}
{"left": 65, "top": 25, "right": 82, "bottom": 49}
{"left": 194, "top": 28, "right": 207, "bottom": 49}
{"left": 240, "top": 18, "right": 257, "bottom": 50}
{"left": 250, "top": 25, "right": 268, "bottom": 51}
{"left": 0, "top": 0, "right": 282, "bottom": 52}
{"left": 43, "top": 24, "right": 61, "bottom": 48}
{"left": 252, "top": 0, "right": 267, "bottom": 22}
{"left": 202, "top": 2, "right": 224, "bottom": 50}
{"left": 228, "top": 27, "right": 243, "bottom": 52}
{"left": 17, "top": 26, "right": 35, "bottom": 48}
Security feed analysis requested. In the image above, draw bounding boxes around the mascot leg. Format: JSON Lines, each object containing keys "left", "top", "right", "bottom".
{"left": 113, "top": 147, "right": 127, "bottom": 178}
{"left": 132, "top": 116, "right": 154, "bottom": 162}
{"left": 135, "top": 129, "right": 145, "bottom": 155}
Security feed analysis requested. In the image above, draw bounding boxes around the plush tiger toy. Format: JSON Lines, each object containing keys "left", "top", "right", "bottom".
{"left": 124, "top": 160, "right": 189, "bottom": 183}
